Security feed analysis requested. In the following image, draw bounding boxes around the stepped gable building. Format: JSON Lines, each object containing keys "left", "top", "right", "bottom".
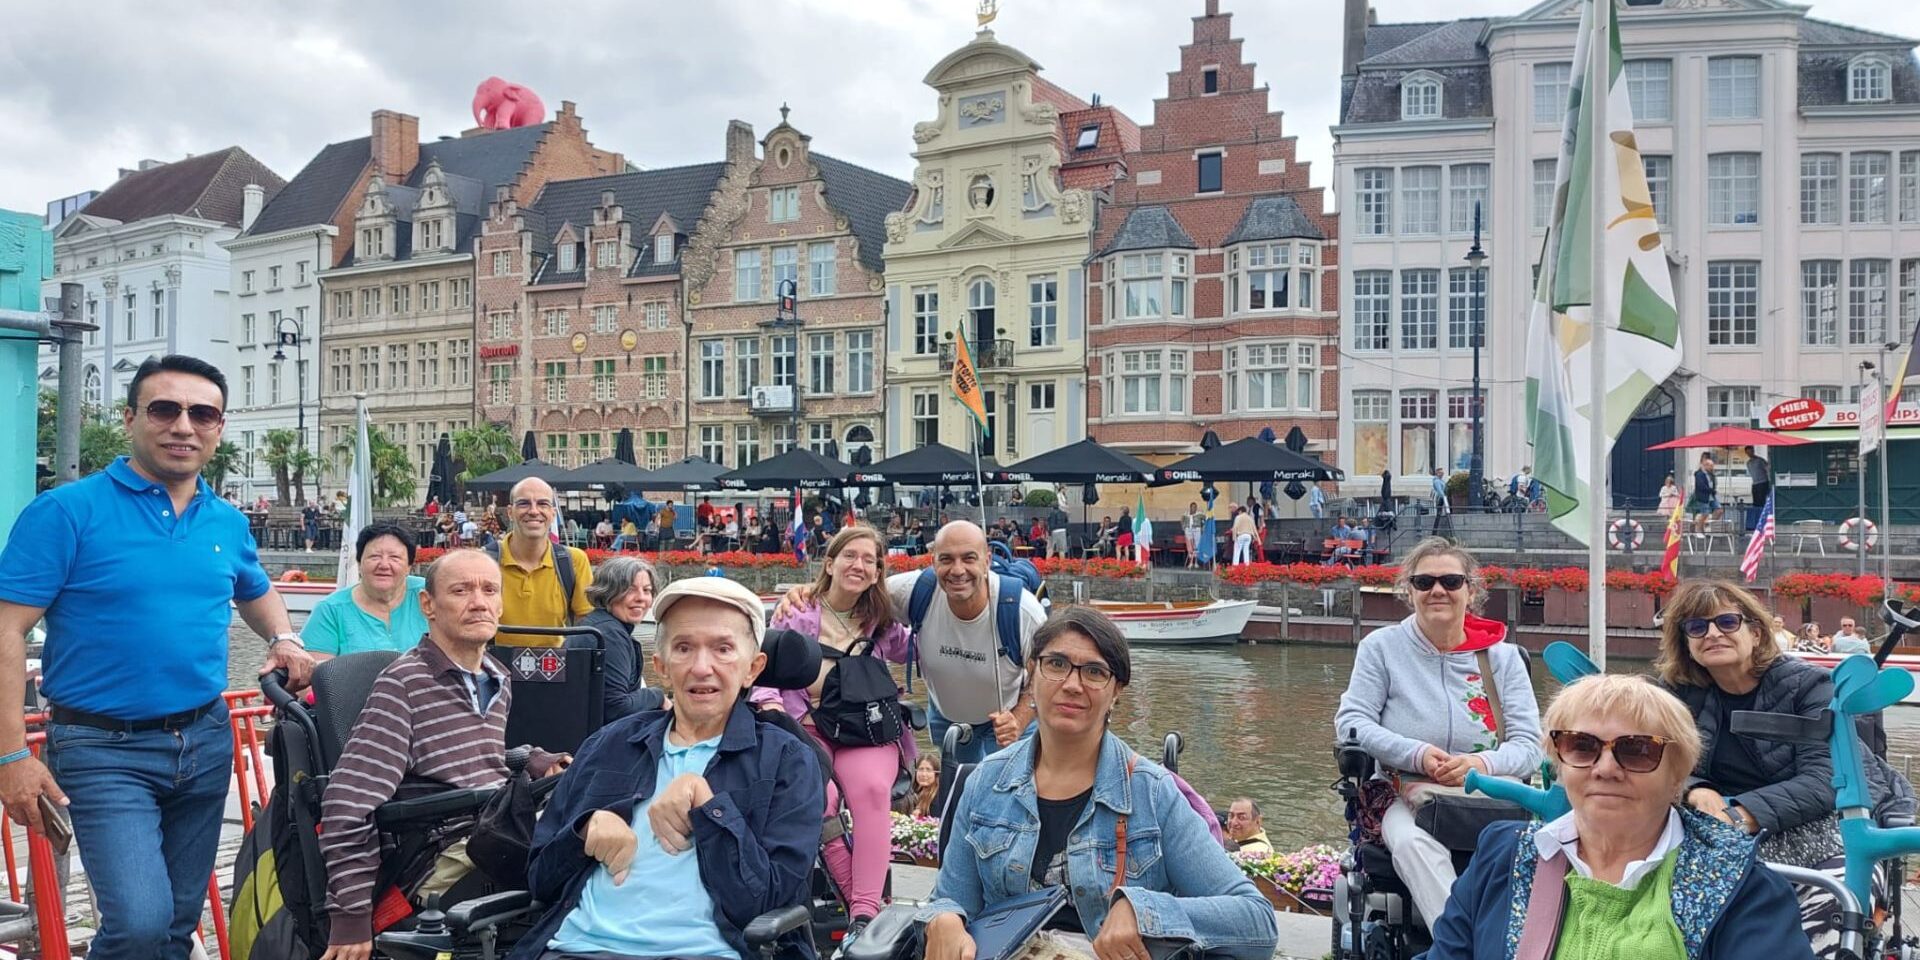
{"left": 472, "top": 156, "right": 727, "bottom": 470}
{"left": 881, "top": 27, "right": 1131, "bottom": 465}
{"left": 1088, "top": 0, "right": 1340, "bottom": 476}
{"left": 317, "top": 103, "right": 623, "bottom": 490}
{"left": 1333, "top": 0, "right": 1920, "bottom": 508}
{"left": 39, "top": 148, "right": 285, "bottom": 471}
{"left": 681, "top": 112, "right": 911, "bottom": 470}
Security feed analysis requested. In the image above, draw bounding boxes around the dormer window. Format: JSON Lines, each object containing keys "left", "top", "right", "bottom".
{"left": 1401, "top": 72, "right": 1443, "bottom": 120}
{"left": 1850, "top": 55, "right": 1892, "bottom": 104}
{"left": 418, "top": 218, "right": 444, "bottom": 251}
{"left": 1075, "top": 124, "right": 1100, "bottom": 150}
{"left": 656, "top": 233, "right": 675, "bottom": 264}
{"left": 558, "top": 244, "right": 576, "bottom": 272}
{"left": 595, "top": 240, "right": 619, "bottom": 269}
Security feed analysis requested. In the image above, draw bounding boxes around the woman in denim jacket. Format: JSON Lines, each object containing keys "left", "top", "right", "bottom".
{"left": 919, "top": 608, "right": 1278, "bottom": 960}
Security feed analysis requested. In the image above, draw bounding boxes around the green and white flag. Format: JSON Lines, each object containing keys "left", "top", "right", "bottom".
{"left": 1525, "top": 0, "right": 1680, "bottom": 544}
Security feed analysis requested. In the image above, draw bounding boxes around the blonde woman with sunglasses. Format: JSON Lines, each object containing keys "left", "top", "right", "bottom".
{"left": 1332, "top": 537, "right": 1543, "bottom": 929}
{"left": 1422, "top": 674, "right": 1812, "bottom": 959}
{"left": 1656, "top": 579, "right": 1915, "bottom": 957}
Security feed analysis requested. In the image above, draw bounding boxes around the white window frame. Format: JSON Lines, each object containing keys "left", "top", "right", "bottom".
{"left": 1708, "top": 153, "right": 1760, "bottom": 226}
{"left": 1706, "top": 261, "right": 1760, "bottom": 347}
{"left": 1801, "top": 154, "right": 1841, "bottom": 226}
{"left": 1533, "top": 62, "right": 1572, "bottom": 125}
{"left": 734, "top": 249, "right": 762, "bottom": 302}
{"left": 1625, "top": 59, "right": 1672, "bottom": 122}
{"left": 912, "top": 286, "right": 939, "bottom": 355}
{"left": 846, "top": 330, "right": 874, "bottom": 393}
{"left": 1447, "top": 164, "right": 1488, "bottom": 235}
{"left": 912, "top": 392, "right": 940, "bottom": 448}
{"left": 807, "top": 332, "right": 835, "bottom": 395}
{"left": 1357, "top": 168, "right": 1392, "bottom": 236}
{"left": 1533, "top": 159, "right": 1557, "bottom": 231}
{"left": 734, "top": 337, "right": 760, "bottom": 398}
{"left": 1850, "top": 55, "right": 1892, "bottom": 104}
{"left": 1401, "top": 74, "right": 1441, "bottom": 121}
{"left": 699, "top": 339, "right": 726, "bottom": 400}
{"left": 1028, "top": 274, "right": 1058, "bottom": 347}
{"left": 1400, "top": 166, "right": 1440, "bottom": 235}
{"left": 1352, "top": 271, "right": 1392, "bottom": 350}
{"left": 1849, "top": 258, "right": 1891, "bottom": 345}
{"left": 1801, "top": 260, "right": 1841, "bottom": 347}
{"left": 808, "top": 242, "right": 836, "bottom": 297}
{"left": 1850, "top": 152, "right": 1891, "bottom": 225}
{"left": 768, "top": 186, "right": 800, "bottom": 223}
{"left": 1707, "top": 56, "right": 1761, "bottom": 120}
{"left": 1399, "top": 270, "right": 1440, "bottom": 350}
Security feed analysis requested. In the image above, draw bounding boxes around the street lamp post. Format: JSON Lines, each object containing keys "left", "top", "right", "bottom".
{"left": 1466, "top": 202, "right": 1489, "bottom": 509}
{"left": 271, "top": 314, "right": 306, "bottom": 458}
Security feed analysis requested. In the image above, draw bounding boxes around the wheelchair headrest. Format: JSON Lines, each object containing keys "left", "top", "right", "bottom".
{"left": 311, "top": 650, "right": 403, "bottom": 770}
{"left": 756, "top": 627, "right": 822, "bottom": 691}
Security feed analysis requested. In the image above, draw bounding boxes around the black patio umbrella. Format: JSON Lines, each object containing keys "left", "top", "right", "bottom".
{"left": 715, "top": 447, "right": 851, "bottom": 491}
{"left": 1256, "top": 427, "right": 1280, "bottom": 502}
{"left": 996, "top": 437, "right": 1159, "bottom": 485}
{"left": 424, "top": 433, "right": 455, "bottom": 506}
{"left": 550, "top": 456, "right": 654, "bottom": 492}
{"left": 520, "top": 430, "right": 539, "bottom": 462}
{"left": 466, "top": 458, "right": 561, "bottom": 492}
{"left": 635, "top": 456, "right": 728, "bottom": 493}
{"left": 613, "top": 428, "right": 636, "bottom": 464}
{"left": 850, "top": 442, "right": 1010, "bottom": 486}
{"left": 1155, "top": 436, "right": 1345, "bottom": 484}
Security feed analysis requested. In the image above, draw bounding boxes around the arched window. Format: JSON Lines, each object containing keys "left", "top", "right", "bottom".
{"left": 1401, "top": 72, "right": 1443, "bottom": 120}
{"left": 844, "top": 424, "right": 875, "bottom": 463}
{"left": 1850, "top": 56, "right": 1891, "bottom": 104}
{"left": 83, "top": 365, "right": 101, "bottom": 408}
{"left": 967, "top": 278, "right": 997, "bottom": 358}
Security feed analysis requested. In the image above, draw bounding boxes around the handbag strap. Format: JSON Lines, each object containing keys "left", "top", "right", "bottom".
{"left": 1475, "top": 648, "right": 1507, "bottom": 742}
{"left": 1109, "top": 754, "right": 1139, "bottom": 896}
{"left": 1515, "top": 847, "right": 1570, "bottom": 960}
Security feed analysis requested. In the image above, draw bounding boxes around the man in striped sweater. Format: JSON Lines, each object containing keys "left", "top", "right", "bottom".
{"left": 318, "top": 548, "right": 567, "bottom": 960}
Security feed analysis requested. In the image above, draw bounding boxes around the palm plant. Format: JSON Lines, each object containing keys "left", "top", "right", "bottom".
{"left": 333, "top": 425, "right": 417, "bottom": 507}
{"left": 204, "top": 440, "right": 243, "bottom": 493}
{"left": 259, "top": 429, "right": 298, "bottom": 503}
{"left": 451, "top": 422, "right": 516, "bottom": 483}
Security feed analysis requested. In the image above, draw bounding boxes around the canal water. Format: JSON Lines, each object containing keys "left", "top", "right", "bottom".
{"left": 231, "top": 615, "right": 1920, "bottom": 854}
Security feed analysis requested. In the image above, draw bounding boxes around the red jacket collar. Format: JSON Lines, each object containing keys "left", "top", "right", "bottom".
{"left": 1455, "top": 614, "right": 1508, "bottom": 652}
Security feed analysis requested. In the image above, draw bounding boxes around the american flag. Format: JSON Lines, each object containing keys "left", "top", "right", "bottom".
{"left": 1740, "top": 491, "right": 1776, "bottom": 583}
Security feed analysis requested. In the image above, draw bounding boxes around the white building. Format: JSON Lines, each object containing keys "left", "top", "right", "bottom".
{"left": 1333, "top": 0, "right": 1920, "bottom": 507}
{"left": 39, "top": 150, "right": 285, "bottom": 486}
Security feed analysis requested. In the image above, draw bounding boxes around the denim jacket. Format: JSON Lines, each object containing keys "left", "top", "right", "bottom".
{"left": 510, "top": 700, "right": 825, "bottom": 960}
{"left": 918, "top": 732, "right": 1277, "bottom": 959}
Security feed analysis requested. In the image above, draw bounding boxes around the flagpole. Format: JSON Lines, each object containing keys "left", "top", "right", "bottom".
{"left": 972, "top": 426, "right": 987, "bottom": 528}
{"left": 1586, "top": 0, "right": 1610, "bottom": 670}
{"left": 1878, "top": 362, "right": 1892, "bottom": 587}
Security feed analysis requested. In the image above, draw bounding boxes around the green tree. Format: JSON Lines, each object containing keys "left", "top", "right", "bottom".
{"left": 204, "top": 440, "right": 243, "bottom": 493}
{"left": 259, "top": 429, "right": 303, "bottom": 504}
{"left": 333, "top": 425, "right": 417, "bottom": 507}
{"left": 451, "top": 422, "right": 515, "bottom": 483}
{"left": 35, "top": 389, "right": 125, "bottom": 488}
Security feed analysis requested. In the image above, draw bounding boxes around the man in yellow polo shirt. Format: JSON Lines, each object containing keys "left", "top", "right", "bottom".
{"left": 493, "top": 477, "right": 592, "bottom": 643}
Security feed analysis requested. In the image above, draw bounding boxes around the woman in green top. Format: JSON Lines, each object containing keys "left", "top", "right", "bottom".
{"left": 303, "top": 522, "right": 429, "bottom": 659}
{"left": 1422, "top": 674, "right": 1812, "bottom": 959}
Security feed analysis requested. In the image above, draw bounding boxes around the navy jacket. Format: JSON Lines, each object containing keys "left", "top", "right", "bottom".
{"left": 510, "top": 700, "right": 825, "bottom": 960}
{"left": 1418, "top": 813, "right": 1811, "bottom": 960}
{"left": 569, "top": 609, "right": 667, "bottom": 723}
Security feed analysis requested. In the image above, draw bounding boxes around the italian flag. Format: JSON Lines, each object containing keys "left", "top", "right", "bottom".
{"left": 1525, "top": 0, "right": 1682, "bottom": 545}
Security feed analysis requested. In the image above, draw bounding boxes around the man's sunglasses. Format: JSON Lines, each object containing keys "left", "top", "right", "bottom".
{"left": 1680, "top": 613, "right": 1753, "bottom": 638}
{"left": 1408, "top": 573, "right": 1468, "bottom": 592}
{"left": 1550, "top": 730, "right": 1673, "bottom": 773}
{"left": 142, "top": 400, "right": 224, "bottom": 429}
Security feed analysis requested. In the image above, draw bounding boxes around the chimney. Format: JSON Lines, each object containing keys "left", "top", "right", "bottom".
{"left": 725, "top": 120, "right": 756, "bottom": 166}
{"left": 370, "top": 109, "right": 421, "bottom": 183}
{"left": 242, "top": 184, "right": 265, "bottom": 231}
{"left": 1343, "top": 0, "right": 1370, "bottom": 78}
{"left": 138, "top": 158, "right": 165, "bottom": 171}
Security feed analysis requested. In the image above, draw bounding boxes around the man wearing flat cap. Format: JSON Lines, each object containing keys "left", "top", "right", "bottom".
{"left": 513, "top": 577, "right": 826, "bottom": 960}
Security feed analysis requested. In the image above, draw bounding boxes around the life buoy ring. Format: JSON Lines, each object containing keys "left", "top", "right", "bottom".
{"left": 1606, "top": 518, "right": 1645, "bottom": 551}
{"left": 1839, "top": 517, "right": 1879, "bottom": 551}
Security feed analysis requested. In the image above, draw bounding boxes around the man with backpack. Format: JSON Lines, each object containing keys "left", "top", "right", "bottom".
{"left": 778, "top": 521, "right": 1047, "bottom": 764}
{"left": 489, "top": 478, "right": 591, "bottom": 642}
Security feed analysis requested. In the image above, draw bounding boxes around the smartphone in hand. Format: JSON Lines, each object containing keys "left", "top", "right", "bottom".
{"left": 36, "top": 794, "right": 71, "bottom": 855}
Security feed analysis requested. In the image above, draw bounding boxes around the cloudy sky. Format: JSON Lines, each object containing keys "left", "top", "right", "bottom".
{"left": 4, "top": 0, "right": 1918, "bottom": 215}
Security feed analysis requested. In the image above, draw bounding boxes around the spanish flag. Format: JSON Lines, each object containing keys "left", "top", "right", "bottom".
{"left": 1660, "top": 495, "right": 1685, "bottom": 578}
{"left": 949, "top": 330, "right": 990, "bottom": 436}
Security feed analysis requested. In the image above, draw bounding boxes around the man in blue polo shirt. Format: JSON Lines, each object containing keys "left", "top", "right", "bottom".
{"left": 0, "top": 354, "right": 315, "bottom": 960}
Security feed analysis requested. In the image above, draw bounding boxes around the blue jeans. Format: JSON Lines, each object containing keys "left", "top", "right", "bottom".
{"left": 45, "top": 704, "right": 231, "bottom": 960}
{"left": 926, "top": 701, "right": 1001, "bottom": 765}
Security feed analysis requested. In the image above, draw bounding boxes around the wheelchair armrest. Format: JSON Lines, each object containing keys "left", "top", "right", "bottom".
{"left": 1145, "top": 937, "right": 1199, "bottom": 960}
{"left": 841, "top": 902, "right": 920, "bottom": 960}
{"left": 375, "top": 787, "right": 491, "bottom": 829}
{"left": 743, "top": 903, "right": 811, "bottom": 947}
{"left": 1335, "top": 742, "right": 1376, "bottom": 781}
{"left": 1883, "top": 813, "right": 1917, "bottom": 829}
{"left": 905, "top": 704, "right": 928, "bottom": 731}
{"left": 444, "top": 889, "right": 538, "bottom": 935}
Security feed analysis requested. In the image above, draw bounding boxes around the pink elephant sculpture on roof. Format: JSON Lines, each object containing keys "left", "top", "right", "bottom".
{"left": 472, "top": 77, "right": 546, "bottom": 130}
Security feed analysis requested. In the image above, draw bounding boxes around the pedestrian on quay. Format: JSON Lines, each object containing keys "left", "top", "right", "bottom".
{"left": 0, "top": 354, "right": 315, "bottom": 960}
{"left": 1183, "top": 501, "right": 1205, "bottom": 569}
{"left": 1659, "top": 473, "right": 1683, "bottom": 515}
{"left": 1692, "top": 453, "right": 1720, "bottom": 534}
{"left": 1308, "top": 483, "right": 1326, "bottom": 520}
{"left": 1745, "top": 445, "right": 1773, "bottom": 531}
{"left": 302, "top": 498, "right": 321, "bottom": 552}
{"left": 1333, "top": 537, "right": 1543, "bottom": 928}
{"left": 1230, "top": 505, "right": 1258, "bottom": 566}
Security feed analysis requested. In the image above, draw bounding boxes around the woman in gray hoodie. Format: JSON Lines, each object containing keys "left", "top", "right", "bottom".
{"left": 1333, "top": 537, "right": 1543, "bottom": 928}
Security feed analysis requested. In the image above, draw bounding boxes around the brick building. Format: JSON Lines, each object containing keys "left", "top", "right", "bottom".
{"left": 472, "top": 157, "right": 727, "bottom": 469}
{"left": 318, "top": 104, "right": 623, "bottom": 489}
{"left": 1088, "top": 0, "right": 1340, "bottom": 499}
{"left": 681, "top": 113, "right": 910, "bottom": 469}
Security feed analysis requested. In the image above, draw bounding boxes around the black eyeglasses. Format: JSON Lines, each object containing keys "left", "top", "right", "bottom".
{"left": 1036, "top": 653, "right": 1115, "bottom": 688}
{"left": 511, "top": 499, "right": 556, "bottom": 511}
{"left": 1680, "top": 613, "right": 1752, "bottom": 638}
{"left": 143, "top": 400, "right": 224, "bottom": 429}
{"left": 1408, "top": 573, "right": 1468, "bottom": 592}
{"left": 1550, "top": 730, "right": 1673, "bottom": 773}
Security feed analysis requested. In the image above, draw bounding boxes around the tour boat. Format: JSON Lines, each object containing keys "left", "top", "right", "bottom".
{"left": 1086, "top": 598, "right": 1257, "bottom": 646}
{"left": 1790, "top": 649, "right": 1920, "bottom": 705}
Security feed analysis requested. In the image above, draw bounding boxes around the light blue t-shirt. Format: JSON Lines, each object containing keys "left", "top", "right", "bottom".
{"left": 549, "top": 734, "right": 734, "bottom": 959}
{"left": 303, "top": 576, "right": 429, "bottom": 656}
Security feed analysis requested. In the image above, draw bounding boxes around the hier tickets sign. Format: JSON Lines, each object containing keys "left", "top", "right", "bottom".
{"left": 1767, "top": 398, "right": 1920, "bottom": 431}
{"left": 1765, "top": 398, "right": 1826, "bottom": 430}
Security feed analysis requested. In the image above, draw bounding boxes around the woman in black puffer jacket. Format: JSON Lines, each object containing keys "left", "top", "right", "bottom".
{"left": 567, "top": 555, "right": 667, "bottom": 723}
{"left": 1656, "top": 579, "right": 1915, "bottom": 959}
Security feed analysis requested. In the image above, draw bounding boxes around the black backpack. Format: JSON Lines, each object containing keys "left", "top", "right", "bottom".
{"left": 813, "top": 639, "right": 904, "bottom": 748}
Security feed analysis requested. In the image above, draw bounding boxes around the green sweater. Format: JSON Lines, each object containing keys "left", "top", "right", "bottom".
{"left": 1552, "top": 850, "right": 1688, "bottom": 960}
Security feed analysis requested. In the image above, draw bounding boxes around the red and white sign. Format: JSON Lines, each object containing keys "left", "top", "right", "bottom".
{"left": 1771, "top": 399, "right": 1920, "bottom": 430}
{"left": 1766, "top": 398, "right": 1826, "bottom": 430}
{"left": 478, "top": 344, "right": 519, "bottom": 359}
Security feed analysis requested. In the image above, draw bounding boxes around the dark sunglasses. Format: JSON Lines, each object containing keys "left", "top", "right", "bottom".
{"left": 1408, "top": 573, "right": 1468, "bottom": 592}
{"left": 1550, "top": 730, "right": 1673, "bottom": 773}
{"left": 1036, "top": 653, "right": 1115, "bottom": 688}
{"left": 1680, "top": 613, "right": 1752, "bottom": 638}
{"left": 143, "top": 400, "right": 224, "bottom": 429}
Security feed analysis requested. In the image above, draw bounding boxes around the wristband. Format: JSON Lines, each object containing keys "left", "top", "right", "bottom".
{"left": 0, "top": 749, "right": 31, "bottom": 767}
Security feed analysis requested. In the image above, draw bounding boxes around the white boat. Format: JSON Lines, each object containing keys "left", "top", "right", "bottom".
{"left": 1789, "top": 650, "right": 1920, "bottom": 705}
{"left": 273, "top": 581, "right": 334, "bottom": 615}
{"left": 1087, "top": 599, "right": 1256, "bottom": 646}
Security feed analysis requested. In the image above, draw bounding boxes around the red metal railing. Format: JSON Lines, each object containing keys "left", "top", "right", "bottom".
{"left": 11, "top": 690, "right": 273, "bottom": 960}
